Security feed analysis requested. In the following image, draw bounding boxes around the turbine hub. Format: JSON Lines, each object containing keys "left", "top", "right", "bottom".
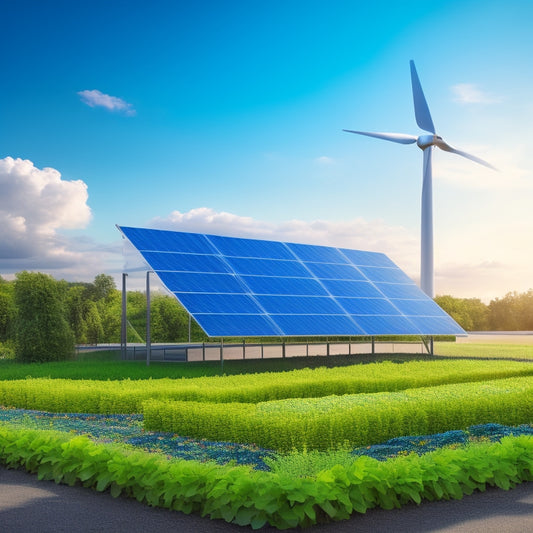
{"left": 417, "top": 134, "right": 442, "bottom": 150}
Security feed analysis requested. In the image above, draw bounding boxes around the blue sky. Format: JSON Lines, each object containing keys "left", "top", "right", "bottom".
{"left": 1, "top": 0, "right": 532, "bottom": 301}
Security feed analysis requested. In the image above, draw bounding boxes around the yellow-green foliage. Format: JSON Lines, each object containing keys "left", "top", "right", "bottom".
{"left": 435, "top": 342, "right": 533, "bottom": 360}
{"left": 2, "top": 425, "right": 533, "bottom": 529}
{"left": 2, "top": 359, "right": 533, "bottom": 413}
{"left": 143, "top": 376, "right": 533, "bottom": 451}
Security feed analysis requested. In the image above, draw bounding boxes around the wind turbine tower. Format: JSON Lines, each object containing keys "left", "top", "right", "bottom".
{"left": 344, "top": 61, "right": 495, "bottom": 298}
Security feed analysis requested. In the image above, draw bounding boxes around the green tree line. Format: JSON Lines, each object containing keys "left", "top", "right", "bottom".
{"left": 0, "top": 271, "right": 531, "bottom": 362}
{"left": 0, "top": 272, "right": 206, "bottom": 362}
{"left": 435, "top": 292, "right": 533, "bottom": 331}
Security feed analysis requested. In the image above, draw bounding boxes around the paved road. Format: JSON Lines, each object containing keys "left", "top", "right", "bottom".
{"left": 1, "top": 467, "right": 533, "bottom": 532}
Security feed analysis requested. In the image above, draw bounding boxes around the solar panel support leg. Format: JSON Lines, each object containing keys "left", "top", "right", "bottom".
{"left": 220, "top": 339, "right": 224, "bottom": 373}
{"left": 282, "top": 341, "right": 286, "bottom": 358}
{"left": 202, "top": 342, "right": 205, "bottom": 361}
{"left": 348, "top": 337, "right": 351, "bottom": 356}
{"left": 121, "top": 273, "right": 128, "bottom": 360}
{"left": 146, "top": 271, "right": 152, "bottom": 367}
{"left": 327, "top": 338, "right": 330, "bottom": 357}
{"left": 243, "top": 339, "right": 245, "bottom": 360}
{"left": 371, "top": 337, "right": 375, "bottom": 355}
{"left": 430, "top": 336, "right": 434, "bottom": 355}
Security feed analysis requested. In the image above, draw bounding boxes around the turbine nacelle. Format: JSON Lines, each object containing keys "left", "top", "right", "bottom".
{"left": 417, "top": 134, "right": 443, "bottom": 150}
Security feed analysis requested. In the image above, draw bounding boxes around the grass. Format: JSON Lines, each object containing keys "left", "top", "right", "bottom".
{"left": 1, "top": 342, "right": 532, "bottom": 381}
{"left": 1, "top": 341, "right": 533, "bottom": 528}
{"left": 435, "top": 342, "right": 533, "bottom": 360}
{"left": 0, "top": 350, "right": 435, "bottom": 380}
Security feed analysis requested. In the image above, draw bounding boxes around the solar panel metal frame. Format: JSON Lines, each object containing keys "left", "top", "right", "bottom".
{"left": 117, "top": 225, "right": 466, "bottom": 338}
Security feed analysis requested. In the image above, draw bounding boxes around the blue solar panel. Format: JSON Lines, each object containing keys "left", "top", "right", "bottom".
{"left": 207, "top": 234, "right": 293, "bottom": 260}
{"left": 321, "top": 279, "right": 383, "bottom": 298}
{"left": 357, "top": 266, "right": 414, "bottom": 284}
{"left": 286, "top": 242, "right": 350, "bottom": 264}
{"left": 256, "top": 295, "right": 345, "bottom": 315}
{"left": 340, "top": 248, "right": 397, "bottom": 268}
{"left": 177, "top": 293, "right": 263, "bottom": 314}
{"left": 273, "top": 314, "right": 365, "bottom": 336}
{"left": 336, "top": 297, "right": 401, "bottom": 315}
{"left": 225, "top": 257, "right": 309, "bottom": 277}
{"left": 118, "top": 226, "right": 465, "bottom": 338}
{"left": 352, "top": 315, "right": 422, "bottom": 336}
{"left": 303, "top": 262, "right": 367, "bottom": 281}
{"left": 140, "top": 252, "right": 230, "bottom": 273}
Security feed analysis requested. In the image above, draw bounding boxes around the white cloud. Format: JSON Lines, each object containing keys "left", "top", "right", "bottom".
{"left": 147, "top": 207, "right": 533, "bottom": 302}
{"left": 0, "top": 157, "right": 97, "bottom": 274}
{"left": 149, "top": 207, "right": 419, "bottom": 274}
{"left": 315, "top": 156, "right": 335, "bottom": 165}
{"left": 78, "top": 89, "right": 136, "bottom": 116}
{"left": 451, "top": 83, "right": 501, "bottom": 104}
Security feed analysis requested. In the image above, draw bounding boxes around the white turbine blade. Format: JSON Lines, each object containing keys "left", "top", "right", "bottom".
{"left": 436, "top": 140, "right": 497, "bottom": 170}
{"left": 410, "top": 60, "right": 436, "bottom": 134}
{"left": 343, "top": 130, "right": 417, "bottom": 145}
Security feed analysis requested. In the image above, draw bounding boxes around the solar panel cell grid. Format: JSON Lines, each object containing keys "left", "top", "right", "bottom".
{"left": 118, "top": 226, "right": 465, "bottom": 337}
{"left": 336, "top": 297, "right": 402, "bottom": 315}
{"left": 225, "top": 257, "right": 309, "bottom": 277}
{"left": 303, "top": 262, "right": 367, "bottom": 281}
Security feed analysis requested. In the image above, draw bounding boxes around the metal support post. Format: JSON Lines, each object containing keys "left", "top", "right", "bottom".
{"left": 220, "top": 338, "right": 224, "bottom": 373}
{"left": 371, "top": 336, "right": 375, "bottom": 355}
{"left": 121, "top": 273, "right": 128, "bottom": 360}
{"left": 146, "top": 271, "right": 152, "bottom": 366}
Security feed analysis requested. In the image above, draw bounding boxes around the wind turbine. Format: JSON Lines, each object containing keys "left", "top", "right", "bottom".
{"left": 344, "top": 60, "right": 495, "bottom": 298}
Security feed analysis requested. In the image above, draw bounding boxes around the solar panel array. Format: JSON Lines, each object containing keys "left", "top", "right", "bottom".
{"left": 118, "top": 226, "right": 465, "bottom": 338}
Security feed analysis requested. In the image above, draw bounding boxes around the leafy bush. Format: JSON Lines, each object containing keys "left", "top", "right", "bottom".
{"left": 3, "top": 359, "right": 533, "bottom": 413}
{"left": 1, "top": 425, "right": 533, "bottom": 529}
{"left": 143, "top": 376, "right": 533, "bottom": 451}
{"left": 13, "top": 271, "right": 74, "bottom": 362}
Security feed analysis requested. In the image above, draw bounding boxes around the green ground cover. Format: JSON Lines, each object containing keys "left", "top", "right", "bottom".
{"left": 0, "top": 351, "right": 430, "bottom": 380}
{"left": 2, "top": 358, "right": 533, "bottom": 414}
{"left": 435, "top": 342, "right": 533, "bottom": 359}
{"left": 143, "top": 376, "right": 533, "bottom": 451}
{"left": 1, "top": 344, "right": 533, "bottom": 529}
{"left": 1, "top": 425, "right": 533, "bottom": 529}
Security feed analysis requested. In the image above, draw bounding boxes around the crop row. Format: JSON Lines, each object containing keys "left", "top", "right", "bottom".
{"left": 143, "top": 376, "right": 533, "bottom": 451}
{"left": 2, "top": 359, "right": 533, "bottom": 413}
{"left": 1, "top": 425, "right": 533, "bottom": 529}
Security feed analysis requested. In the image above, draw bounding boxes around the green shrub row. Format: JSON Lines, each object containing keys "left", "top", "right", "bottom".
{"left": 143, "top": 377, "right": 533, "bottom": 451}
{"left": 2, "top": 359, "right": 533, "bottom": 413}
{"left": 1, "top": 425, "right": 533, "bottom": 529}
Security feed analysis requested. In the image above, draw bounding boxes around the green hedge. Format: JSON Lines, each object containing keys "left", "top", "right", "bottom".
{"left": 2, "top": 359, "right": 533, "bottom": 413}
{"left": 143, "top": 377, "right": 533, "bottom": 451}
{"left": 1, "top": 425, "right": 533, "bottom": 529}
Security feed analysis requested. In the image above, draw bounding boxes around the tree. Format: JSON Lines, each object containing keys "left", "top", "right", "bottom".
{"left": 85, "top": 301, "right": 104, "bottom": 344}
{"left": 151, "top": 294, "right": 188, "bottom": 342}
{"left": 14, "top": 271, "right": 75, "bottom": 362}
{"left": 434, "top": 295, "right": 489, "bottom": 331}
{"left": 488, "top": 290, "right": 533, "bottom": 330}
{"left": 92, "top": 274, "right": 116, "bottom": 301}
{"left": 65, "top": 285, "right": 88, "bottom": 344}
{"left": 0, "top": 278, "right": 15, "bottom": 341}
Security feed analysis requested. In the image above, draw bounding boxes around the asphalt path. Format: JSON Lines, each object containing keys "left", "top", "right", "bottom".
{"left": 1, "top": 467, "right": 533, "bottom": 532}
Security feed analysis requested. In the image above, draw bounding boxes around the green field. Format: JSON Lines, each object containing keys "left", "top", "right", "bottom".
{"left": 435, "top": 342, "right": 533, "bottom": 360}
{"left": 1, "top": 342, "right": 533, "bottom": 529}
